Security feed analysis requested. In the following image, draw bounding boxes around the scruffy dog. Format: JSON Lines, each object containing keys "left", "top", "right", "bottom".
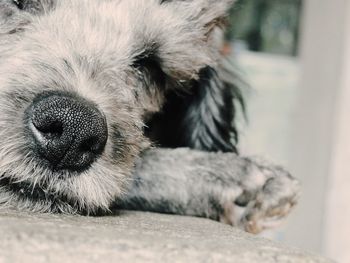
{"left": 0, "top": 0, "right": 299, "bottom": 233}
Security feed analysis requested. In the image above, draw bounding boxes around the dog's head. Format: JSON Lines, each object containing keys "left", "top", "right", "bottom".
{"left": 0, "top": 0, "right": 234, "bottom": 214}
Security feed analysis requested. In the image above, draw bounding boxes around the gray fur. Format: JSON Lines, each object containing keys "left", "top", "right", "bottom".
{"left": 0, "top": 0, "right": 299, "bottom": 233}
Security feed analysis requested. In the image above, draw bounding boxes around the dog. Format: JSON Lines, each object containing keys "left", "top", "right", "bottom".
{"left": 0, "top": 0, "right": 299, "bottom": 233}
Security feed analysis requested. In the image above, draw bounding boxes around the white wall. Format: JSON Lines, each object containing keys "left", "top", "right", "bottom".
{"left": 288, "top": 0, "right": 350, "bottom": 260}
{"left": 325, "top": 1, "right": 350, "bottom": 262}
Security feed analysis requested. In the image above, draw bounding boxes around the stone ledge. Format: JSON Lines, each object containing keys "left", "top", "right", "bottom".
{"left": 0, "top": 210, "right": 332, "bottom": 263}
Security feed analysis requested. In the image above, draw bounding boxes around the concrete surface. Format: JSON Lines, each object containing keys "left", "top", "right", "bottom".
{"left": 0, "top": 210, "right": 332, "bottom": 263}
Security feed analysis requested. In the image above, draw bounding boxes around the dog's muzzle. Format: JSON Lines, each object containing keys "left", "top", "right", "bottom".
{"left": 26, "top": 92, "right": 108, "bottom": 172}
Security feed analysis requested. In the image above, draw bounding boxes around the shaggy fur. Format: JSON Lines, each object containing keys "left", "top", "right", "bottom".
{"left": 0, "top": 0, "right": 299, "bottom": 233}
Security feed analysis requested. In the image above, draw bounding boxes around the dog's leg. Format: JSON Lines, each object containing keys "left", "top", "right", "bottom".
{"left": 115, "top": 148, "right": 300, "bottom": 234}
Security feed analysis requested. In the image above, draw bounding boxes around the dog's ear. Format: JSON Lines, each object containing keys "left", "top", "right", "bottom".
{"left": 161, "top": 0, "right": 235, "bottom": 37}
{"left": 146, "top": 63, "right": 244, "bottom": 153}
{"left": 143, "top": 1, "right": 240, "bottom": 152}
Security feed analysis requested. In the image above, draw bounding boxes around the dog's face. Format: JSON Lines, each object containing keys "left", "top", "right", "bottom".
{"left": 0, "top": 0, "right": 233, "bottom": 214}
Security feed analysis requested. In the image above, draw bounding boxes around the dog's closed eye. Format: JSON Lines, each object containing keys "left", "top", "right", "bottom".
{"left": 12, "top": 0, "right": 24, "bottom": 10}
{"left": 132, "top": 52, "right": 166, "bottom": 89}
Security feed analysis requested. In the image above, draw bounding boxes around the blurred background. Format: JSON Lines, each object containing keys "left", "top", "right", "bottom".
{"left": 226, "top": 0, "right": 350, "bottom": 262}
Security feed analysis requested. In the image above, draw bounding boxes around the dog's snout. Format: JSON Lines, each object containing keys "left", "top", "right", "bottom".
{"left": 28, "top": 92, "right": 108, "bottom": 172}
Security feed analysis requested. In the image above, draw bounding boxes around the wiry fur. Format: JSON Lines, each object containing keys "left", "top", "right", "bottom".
{"left": 0, "top": 0, "right": 299, "bottom": 232}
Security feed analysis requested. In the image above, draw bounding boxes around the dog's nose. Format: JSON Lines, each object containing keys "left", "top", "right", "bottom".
{"left": 28, "top": 92, "right": 108, "bottom": 172}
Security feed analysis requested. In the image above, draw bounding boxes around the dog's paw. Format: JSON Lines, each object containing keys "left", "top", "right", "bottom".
{"left": 218, "top": 158, "right": 300, "bottom": 234}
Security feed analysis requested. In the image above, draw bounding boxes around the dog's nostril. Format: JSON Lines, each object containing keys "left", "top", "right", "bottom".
{"left": 28, "top": 92, "right": 108, "bottom": 172}
{"left": 79, "top": 136, "right": 100, "bottom": 153}
{"left": 34, "top": 121, "right": 64, "bottom": 138}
